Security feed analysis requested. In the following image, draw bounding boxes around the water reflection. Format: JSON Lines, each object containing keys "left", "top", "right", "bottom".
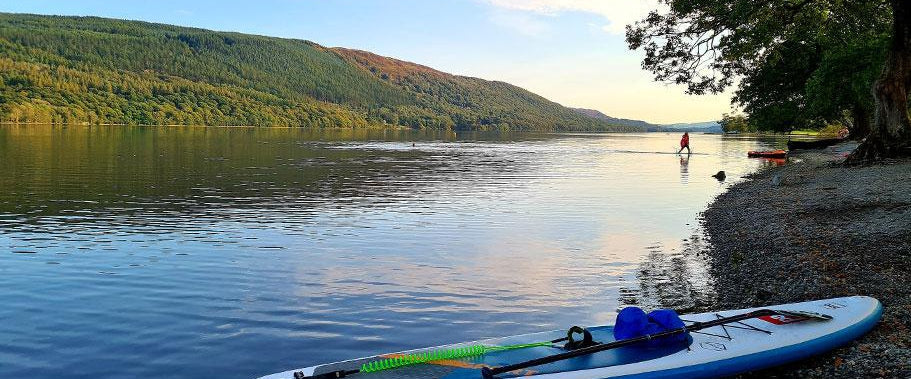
{"left": 0, "top": 126, "right": 784, "bottom": 379}
{"left": 679, "top": 155, "right": 690, "bottom": 184}
{"left": 621, "top": 231, "right": 717, "bottom": 314}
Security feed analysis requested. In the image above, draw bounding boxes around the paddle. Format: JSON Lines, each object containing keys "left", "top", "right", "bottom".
{"left": 296, "top": 335, "right": 574, "bottom": 379}
{"left": 479, "top": 308, "right": 831, "bottom": 379}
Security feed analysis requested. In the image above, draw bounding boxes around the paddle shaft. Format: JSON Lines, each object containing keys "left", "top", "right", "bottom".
{"left": 301, "top": 336, "right": 571, "bottom": 378}
{"left": 481, "top": 309, "right": 778, "bottom": 378}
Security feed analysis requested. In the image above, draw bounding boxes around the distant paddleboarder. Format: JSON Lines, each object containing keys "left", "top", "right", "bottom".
{"left": 677, "top": 132, "right": 691, "bottom": 155}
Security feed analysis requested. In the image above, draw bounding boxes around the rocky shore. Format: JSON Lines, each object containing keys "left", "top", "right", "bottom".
{"left": 702, "top": 145, "right": 911, "bottom": 377}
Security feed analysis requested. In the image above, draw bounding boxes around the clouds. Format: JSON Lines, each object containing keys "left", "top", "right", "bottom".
{"left": 487, "top": 9, "right": 552, "bottom": 36}
{"left": 484, "top": 0, "right": 658, "bottom": 34}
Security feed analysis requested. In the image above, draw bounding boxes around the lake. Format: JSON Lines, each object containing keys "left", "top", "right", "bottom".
{"left": 0, "top": 126, "right": 784, "bottom": 378}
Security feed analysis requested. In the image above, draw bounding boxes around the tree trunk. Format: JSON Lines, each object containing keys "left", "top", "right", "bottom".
{"left": 847, "top": 0, "right": 911, "bottom": 162}
{"left": 849, "top": 102, "right": 871, "bottom": 140}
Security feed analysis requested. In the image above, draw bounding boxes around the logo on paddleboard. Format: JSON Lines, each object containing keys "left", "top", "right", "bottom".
{"left": 699, "top": 342, "right": 727, "bottom": 351}
{"left": 758, "top": 314, "right": 806, "bottom": 325}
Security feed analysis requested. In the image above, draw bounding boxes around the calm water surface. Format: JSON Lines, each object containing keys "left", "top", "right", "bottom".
{"left": 0, "top": 126, "right": 785, "bottom": 378}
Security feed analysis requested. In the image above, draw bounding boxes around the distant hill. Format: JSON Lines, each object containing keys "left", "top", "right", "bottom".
{"left": 572, "top": 108, "right": 722, "bottom": 133}
{"left": 571, "top": 108, "right": 655, "bottom": 129}
{"left": 0, "top": 13, "right": 641, "bottom": 131}
{"left": 660, "top": 121, "right": 723, "bottom": 133}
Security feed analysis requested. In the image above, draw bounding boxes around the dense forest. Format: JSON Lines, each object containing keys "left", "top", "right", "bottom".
{"left": 0, "top": 13, "right": 637, "bottom": 132}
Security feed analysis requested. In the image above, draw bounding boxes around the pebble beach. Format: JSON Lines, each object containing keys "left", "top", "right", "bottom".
{"left": 702, "top": 144, "right": 911, "bottom": 377}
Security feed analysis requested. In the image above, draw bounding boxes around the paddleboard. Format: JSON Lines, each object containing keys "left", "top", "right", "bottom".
{"left": 259, "top": 296, "right": 881, "bottom": 379}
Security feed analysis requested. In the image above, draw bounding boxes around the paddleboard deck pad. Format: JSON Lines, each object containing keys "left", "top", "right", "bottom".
{"left": 259, "top": 296, "right": 881, "bottom": 379}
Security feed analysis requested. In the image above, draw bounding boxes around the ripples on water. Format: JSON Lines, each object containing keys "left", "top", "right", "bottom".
{"left": 0, "top": 126, "right": 785, "bottom": 378}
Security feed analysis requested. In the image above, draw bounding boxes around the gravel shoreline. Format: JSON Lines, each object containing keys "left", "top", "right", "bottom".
{"left": 701, "top": 145, "right": 911, "bottom": 377}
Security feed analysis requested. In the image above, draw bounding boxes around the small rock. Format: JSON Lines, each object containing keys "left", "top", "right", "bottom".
{"left": 712, "top": 170, "right": 726, "bottom": 182}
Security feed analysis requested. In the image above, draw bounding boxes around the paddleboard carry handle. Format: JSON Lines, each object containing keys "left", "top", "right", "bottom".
{"left": 563, "top": 326, "right": 596, "bottom": 350}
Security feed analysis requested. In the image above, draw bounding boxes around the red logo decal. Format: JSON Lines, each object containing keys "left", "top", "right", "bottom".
{"left": 759, "top": 315, "right": 807, "bottom": 325}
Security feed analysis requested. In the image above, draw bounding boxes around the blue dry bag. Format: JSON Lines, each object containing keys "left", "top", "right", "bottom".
{"left": 613, "top": 307, "right": 687, "bottom": 347}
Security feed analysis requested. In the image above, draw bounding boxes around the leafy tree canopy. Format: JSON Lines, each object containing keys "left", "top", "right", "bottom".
{"left": 627, "top": 0, "right": 911, "bottom": 160}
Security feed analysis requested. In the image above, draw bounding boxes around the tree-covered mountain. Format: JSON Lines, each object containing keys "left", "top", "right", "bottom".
{"left": 658, "top": 121, "right": 722, "bottom": 133}
{"left": 571, "top": 108, "right": 655, "bottom": 129}
{"left": 572, "top": 108, "right": 721, "bottom": 133}
{"left": 0, "top": 13, "right": 640, "bottom": 131}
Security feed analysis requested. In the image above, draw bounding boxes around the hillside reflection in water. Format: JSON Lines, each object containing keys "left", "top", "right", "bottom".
{"left": 0, "top": 126, "right": 784, "bottom": 378}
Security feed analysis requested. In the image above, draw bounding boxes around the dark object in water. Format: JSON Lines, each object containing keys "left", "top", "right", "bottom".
{"left": 748, "top": 150, "right": 788, "bottom": 158}
{"left": 712, "top": 171, "right": 726, "bottom": 181}
{"left": 787, "top": 138, "right": 845, "bottom": 150}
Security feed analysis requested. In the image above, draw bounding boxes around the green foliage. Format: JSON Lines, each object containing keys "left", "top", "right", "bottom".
{"left": 818, "top": 121, "right": 849, "bottom": 137}
{"left": 718, "top": 113, "right": 750, "bottom": 133}
{"left": 735, "top": 4, "right": 888, "bottom": 133}
{"left": 0, "top": 13, "right": 635, "bottom": 131}
{"left": 627, "top": 0, "right": 892, "bottom": 134}
{"left": 803, "top": 37, "right": 888, "bottom": 133}
{"left": 0, "top": 57, "right": 371, "bottom": 127}
{"left": 734, "top": 40, "right": 824, "bottom": 132}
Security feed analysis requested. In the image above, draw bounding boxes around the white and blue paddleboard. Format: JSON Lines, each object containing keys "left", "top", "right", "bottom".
{"left": 260, "top": 296, "right": 881, "bottom": 379}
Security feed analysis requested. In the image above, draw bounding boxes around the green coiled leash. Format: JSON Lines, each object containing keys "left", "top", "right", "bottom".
{"left": 297, "top": 326, "right": 595, "bottom": 378}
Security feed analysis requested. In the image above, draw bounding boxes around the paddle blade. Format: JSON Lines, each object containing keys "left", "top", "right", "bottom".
{"left": 774, "top": 309, "right": 832, "bottom": 320}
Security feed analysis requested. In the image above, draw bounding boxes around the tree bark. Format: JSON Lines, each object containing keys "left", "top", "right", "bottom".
{"left": 847, "top": 0, "right": 911, "bottom": 162}
{"left": 849, "top": 102, "right": 871, "bottom": 140}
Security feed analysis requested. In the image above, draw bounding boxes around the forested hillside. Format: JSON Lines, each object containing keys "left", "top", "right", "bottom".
{"left": 332, "top": 48, "right": 633, "bottom": 131}
{"left": 571, "top": 108, "right": 656, "bottom": 129}
{"left": 0, "top": 13, "right": 636, "bottom": 131}
{"left": 572, "top": 107, "right": 722, "bottom": 133}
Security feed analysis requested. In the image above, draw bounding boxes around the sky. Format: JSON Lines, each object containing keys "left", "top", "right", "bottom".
{"left": 0, "top": 0, "right": 734, "bottom": 124}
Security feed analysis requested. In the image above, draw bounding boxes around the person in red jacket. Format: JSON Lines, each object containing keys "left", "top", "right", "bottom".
{"left": 678, "top": 132, "right": 691, "bottom": 155}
